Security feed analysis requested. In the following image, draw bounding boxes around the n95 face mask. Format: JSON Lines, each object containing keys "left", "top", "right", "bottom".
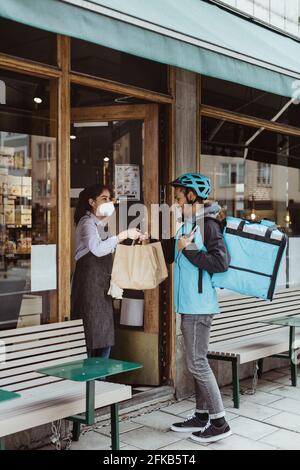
{"left": 96, "top": 201, "right": 115, "bottom": 217}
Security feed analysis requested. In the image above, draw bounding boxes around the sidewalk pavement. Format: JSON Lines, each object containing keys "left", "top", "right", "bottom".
{"left": 45, "top": 366, "right": 300, "bottom": 450}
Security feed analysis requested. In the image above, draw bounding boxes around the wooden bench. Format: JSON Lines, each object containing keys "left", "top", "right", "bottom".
{"left": 208, "top": 288, "right": 300, "bottom": 409}
{"left": 0, "top": 320, "right": 135, "bottom": 450}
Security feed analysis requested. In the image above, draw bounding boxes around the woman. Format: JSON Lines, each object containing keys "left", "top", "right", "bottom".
{"left": 71, "top": 184, "right": 140, "bottom": 358}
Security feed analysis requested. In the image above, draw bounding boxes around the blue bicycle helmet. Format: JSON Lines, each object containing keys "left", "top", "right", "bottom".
{"left": 170, "top": 173, "right": 212, "bottom": 200}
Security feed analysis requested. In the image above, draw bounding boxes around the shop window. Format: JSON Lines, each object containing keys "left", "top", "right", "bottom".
{"left": 257, "top": 162, "right": 272, "bottom": 186}
{"left": 0, "top": 18, "right": 57, "bottom": 65}
{"left": 0, "top": 69, "right": 57, "bottom": 330}
{"left": 219, "top": 163, "right": 245, "bottom": 186}
{"left": 201, "top": 115, "right": 300, "bottom": 289}
{"left": 71, "top": 83, "right": 143, "bottom": 108}
{"left": 202, "top": 76, "right": 300, "bottom": 128}
{"left": 37, "top": 141, "right": 54, "bottom": 161}
{"left": 71, "top": 38, "right": 168, "bottom": 94}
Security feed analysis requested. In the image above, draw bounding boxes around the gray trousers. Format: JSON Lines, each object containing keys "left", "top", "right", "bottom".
{"left": 180, "top": 314, "right": 225, "bottom": 419}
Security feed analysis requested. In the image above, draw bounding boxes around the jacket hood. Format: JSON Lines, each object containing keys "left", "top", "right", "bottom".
{"left": 203, "top": 201, "right": 227, "bottom": 223}
{"left": 177, "top": 201, "right": 227, "bottom": 226}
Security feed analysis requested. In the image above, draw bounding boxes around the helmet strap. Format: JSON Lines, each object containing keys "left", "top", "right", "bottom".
{"left": 186, "top": 193, "right": 197, "bottom": 205}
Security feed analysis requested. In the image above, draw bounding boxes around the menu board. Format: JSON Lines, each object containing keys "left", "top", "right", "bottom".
{"left": 115, "top": 164, "right": 140, "bottom": 201}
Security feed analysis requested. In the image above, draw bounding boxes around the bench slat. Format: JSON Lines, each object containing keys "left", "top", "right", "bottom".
{"left": 4, "top": 333, "right": 86, "bottom": 353}
{"left": 211, "top": 311, "right": 300, "bottom": 331}
{"left": 0, "top": 347, "right": 87, "bottom": 371}
{"left": 218, "top": 289, "right": 300, "bottom": 307}
{"left": 0, "top": 371, "right": 62, "bottom": 388}
{"left": 0, "top": 320, "right": 84, "bottom": 339}
{"left": 5, "top": 340, "right": 87, "bottom": 361}
{"left": 3, "top": 376, "right": 64, "bottom": 392}
{"left": 210, "top": 324, "right": 283, "bottom": 343}
{"left": 0, "top": 353, "right": 88, "bottom": 379}
{"left": 219, "top": 301, "right": 300, "bottom": 318}
{"left": 209, "top": 330, "right": 300, "bottom": 364}
{"left": 0, "top": 325, "right": 85, "bottom": 346}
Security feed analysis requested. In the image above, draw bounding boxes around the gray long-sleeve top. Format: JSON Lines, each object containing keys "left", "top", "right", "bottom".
{"left": 75, "top": 212, "right": 118, "bottom": 261}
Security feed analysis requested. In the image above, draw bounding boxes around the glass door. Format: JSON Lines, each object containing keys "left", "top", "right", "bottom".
{"left": 70, "top": 103, "right": 160, "bottom": 385}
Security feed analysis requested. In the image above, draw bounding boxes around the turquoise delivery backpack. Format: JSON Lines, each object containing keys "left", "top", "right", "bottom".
{"left": 212, "top": 217, "right": 288, "bottom": 301}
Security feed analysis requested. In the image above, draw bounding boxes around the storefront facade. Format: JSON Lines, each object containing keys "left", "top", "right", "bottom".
{"left": 1, "top": 0, "right": 300, "bottom": 447}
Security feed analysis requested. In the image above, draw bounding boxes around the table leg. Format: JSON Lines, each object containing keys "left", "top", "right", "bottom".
{"left": 86, "top": 380, "right": 95, "bottom": 426}
{"left": 111, "top": 403, "right": 120, "bottom": 451}
{"left": 289, "top": 327, "right": 297, "bottom": 387}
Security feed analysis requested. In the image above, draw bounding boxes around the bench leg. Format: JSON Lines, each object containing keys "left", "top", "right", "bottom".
{"left": 72, "top": 422, "right": 81, "bottom": 442}
{"left": 0, "top": 437, "right": 5, "bottom": 450}
{"left": 290, "top": 327, "right": 298, "bottom": 387}
{"left": 232, "top": 359, "right": 240, "bottom": 409}
{"left": 291, "top": 356, "right": 298, "bottom": 387}
{"left": 257, "top": 359, "right": 264, "bottom": 379}
{"left": 110, "top": 403, "right": 120, "bottom": 451}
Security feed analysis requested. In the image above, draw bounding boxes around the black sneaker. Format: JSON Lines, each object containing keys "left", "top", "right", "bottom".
{"left": 170, "top": 414, "right": 209, "bottom": 433}
{"left": 191, "top": 422, "right": 232, "bottom": 443}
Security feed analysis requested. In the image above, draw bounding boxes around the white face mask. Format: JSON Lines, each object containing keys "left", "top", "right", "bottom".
{"left": 96, "top": 201, "right": 115, "bottom": 217}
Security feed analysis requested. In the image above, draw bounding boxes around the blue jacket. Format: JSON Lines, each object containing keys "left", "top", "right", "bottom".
{"left": 172, "top": 203, "right": 230, "bottom": 315}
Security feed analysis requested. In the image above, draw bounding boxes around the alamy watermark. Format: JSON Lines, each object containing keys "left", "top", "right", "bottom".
{"left": 101, "top": 200, "right": 205, "bottom": 250}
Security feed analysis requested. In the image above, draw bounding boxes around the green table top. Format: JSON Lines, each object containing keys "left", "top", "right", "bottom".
{"left": 36, "top": 357, "right": 143, "bottom": 382}
{"left": 260, "top": 316, "right": 300, "bottom": 328}
{"left": 0, "top": 389, "right": 20, "bottom": 403}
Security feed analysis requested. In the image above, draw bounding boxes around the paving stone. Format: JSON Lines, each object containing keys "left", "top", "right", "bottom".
{"left": 131, "top": 411, "right": 181, "bottom": 432}
{"left": 70, "top": 431, "right": 117, "bottom": 450}
{"left": 120, "top": 427, "right": 183, "bottom": 450}
{"left": 264, "top": 411, "right": 300, "bottom": 433}
{"left": 228, "top": 416, "right": 277, "bottom": 441}
{"left": 161, "top": 400, "right": 198, "bottom": 416}
{"left": 209, "top": 434, "right": 278, "bottom": 450}
{"left": 269, "top": 386, "right": 300, "bottom": 401}
{"left": 260, "top": 429, "right": 300, "bottom": 450}
{"left": 95, "top": 420, "right": 143, "bottom": 437}
{"left": 239, "top": 390, "right": 282, "bottom": 406}
{"left": 159, "top": 440, "right": 211, "bottom": 450}
{"left": 268, "top": 397, "right": 300, "bottom": 415}
{"left": 225, "top": 401, "right": 281, "bottom": 420}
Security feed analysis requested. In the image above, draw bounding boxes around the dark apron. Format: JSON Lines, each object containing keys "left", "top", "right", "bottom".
{"left": 71, "top": 251, "right": 115, "bottom": 350}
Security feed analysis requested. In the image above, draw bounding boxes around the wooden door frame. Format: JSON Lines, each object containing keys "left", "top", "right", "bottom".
{"left": 0, "top": 33, "right": 175, "bottom": 385}
{"left": 71, "top": 103, "right": 160, "bottom": 335}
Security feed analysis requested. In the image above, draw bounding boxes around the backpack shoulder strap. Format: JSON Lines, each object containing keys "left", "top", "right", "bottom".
{"left": 204, "top": 216, "right": 227, "bottom": 232}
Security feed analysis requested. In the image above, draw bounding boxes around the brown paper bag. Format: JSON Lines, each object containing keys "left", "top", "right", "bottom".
{"left": 111, "top": 242, "right": 168, "bottom": 290}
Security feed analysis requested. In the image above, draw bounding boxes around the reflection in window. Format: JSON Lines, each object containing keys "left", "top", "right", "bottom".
{"left": 219, "top": 163, "right": 245, "bottom": 186}
{"left": 202, "top": 76, "right": 300, "bottom": 127}
{"left": 257, "top": 162, "right": 272, "bottom": 185}
{"left": 0, "top": 70, "right": 57, "bottom": 330}
{"left": 71, "top": 38, "right": 168, "bottom": 94}
{"left": 0, "top": 18, "right": 57, "bottom": 65}
{"left": 201, "top": 114, "right": 300, "bottom": 289}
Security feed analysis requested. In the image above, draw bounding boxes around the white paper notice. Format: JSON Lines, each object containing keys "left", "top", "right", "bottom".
{"left": 115, "top": 164, "right": 140, "bottom": 201}
{"left": 31, "top": 245, "right": 57, "bottom": 292}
